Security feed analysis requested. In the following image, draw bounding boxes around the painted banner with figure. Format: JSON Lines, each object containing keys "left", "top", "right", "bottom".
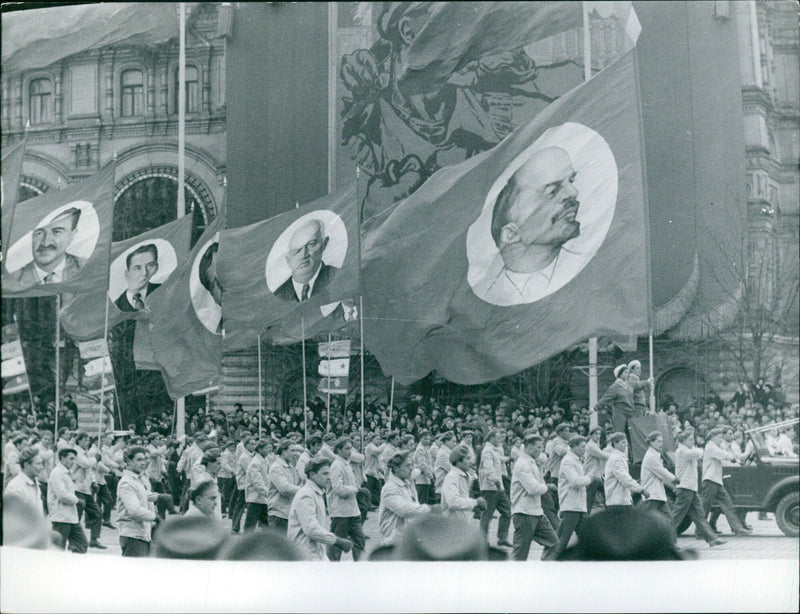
{"left": 1, "top": 322, "right": 30, "bottom": 396}
{"left": 361, "top": 50, "right": 649, "bottom": 385}
{"left": 1, "top": 163, "right": 115, "bottom": 298}
{"left": 138, "top": 217, "right": 225, "bottom": 399}
{"left": 218, "top": 185, "right": 359, "bottom": 350}
{"left": 60, "top": 214, "right": 193, "bottom": 341}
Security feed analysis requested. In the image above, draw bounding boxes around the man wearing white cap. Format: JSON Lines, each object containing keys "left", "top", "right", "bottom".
{"left": 597, "top": 365, "right": 637, "bottom": 436}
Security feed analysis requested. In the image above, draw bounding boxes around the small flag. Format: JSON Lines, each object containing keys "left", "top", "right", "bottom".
{"left": 1, "top": 323, "right": 29, "bottom": 396}
{"left": 318, "top": 358, "right": 350, "bottom": 378}
{"left": 318, "top": 375, "right": 349, "bottom": 395}
{"left": 318, "top": 339, "right": 352, "bottom": 359}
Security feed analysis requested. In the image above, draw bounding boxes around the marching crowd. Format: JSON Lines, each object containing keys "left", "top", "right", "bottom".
{"left": 3, "top": 361, "right": 798, "bottom": 561}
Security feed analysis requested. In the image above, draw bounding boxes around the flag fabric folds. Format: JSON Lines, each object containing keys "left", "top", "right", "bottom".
{"left": 1, "top": 163, "right": 115, "bottom": 298}
{"left": 1, "top": 141, "right": 26, "bottom": 259}
{"left": 218, "top": 185, "right": 359, "bottom": 349}
{"left": 140, "top": 217, "right": 225, "bottom": 399}
{"left": 2, "top": 322, "right": 30, "bottom": 396}
{"left": 361, "top": 50, "right": 649, "bottom": 385}
{"left": 2, "top": 3, "right": 179, "bottom": 74}
{"left": 60, "top": 214, "right": 193, "bottom": 341}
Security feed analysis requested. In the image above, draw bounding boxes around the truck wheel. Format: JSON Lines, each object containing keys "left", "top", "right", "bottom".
{"left": 775, "top": 492, "right": 799, "bottom": 537}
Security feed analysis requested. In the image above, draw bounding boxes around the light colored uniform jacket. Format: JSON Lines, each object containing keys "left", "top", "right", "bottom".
{"left": 116, "top": 470, "right": 157, "bottom": 541}
{"left": 413, "top": 444, "right": 434, "bottom": 485}
{"left": 604, "top": 449, "right": 642, "bottom": 505}
{"left": 478, "top": 441, "right": 504, "bottom": 491}
{"left": 441, "top": 467, "right": 477, "bottom": 520}
{"left": 47, "top": 462, "right": 80, "bottom": 524}
{"left": 287, "top": 480, "right": 338, "bottom": 560}
{"left": 245, "top": 453, "right": 270, "bottom": 504}
{"left": 510, "top": 452, "right": 549, "bottom": 516}
{"left": 329, "top": 455, "right": 360, "bottom": 518}
{"left": 378, "top": 473, "right": 429, "bottom": 545}
{"left": 558, "top": 450, "right": 592, "bottom": 512}
{"left": 433, "top": 444, "right": 453, "bottom": 493}
{"left": 640, "top": 447, "right": 675, "bottom": 502}
{"left": 267, "top": 456, "right": 300, "bottom": 519}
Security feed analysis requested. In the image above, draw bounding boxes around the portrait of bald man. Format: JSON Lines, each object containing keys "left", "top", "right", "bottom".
{"left": 274, "top": 218, "right": 339, "bottom": 302}
{"left": 15, "top": 207, "right": 87, "bottom": 286}
{"left": 115, "top": 243, "right": 160, "bottom": 312}
{"left": 474, "top": 146, "right": 581, "bottom": 305}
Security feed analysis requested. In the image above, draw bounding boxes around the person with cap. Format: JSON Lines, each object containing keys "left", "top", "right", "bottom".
{"left": 510, "top": 434, "right": 559, "bottom": 561}
{"left": 604, "top": 432, "right": 647, "bottom": 508}
{"left": 244, "top": 440, "right": 272, "bottom": 531}
{"left": 378, "top": 450, "right": 433, "bottom": 546}
{"left": 185, "top": 480, "right": 219, "bottom": 518}
{"left": 413, "top": 429, "right": 435, "bottom": 504}
{"left": 441, "top": 445, "right": 487, "bottom": 521}
{"left": 231, "top": 436, "right": 256, "bottom": 532}
{"left": 116, "top": 445, "right": 159, "bottom": 557}
{"left": 671, "top": 429, "right": 726, "bottom": 547}
{"left": 597, "top": 365, "right": 638, "bottom": 438}
{"left": 700, "top": 427, "right": 751, "bottom": 536}
{"left": 296, "top": 433, "right": 323, "bottom": 485}
{"left": 267, "top": 440, "right": 302, "bottom": 534}
{"left": 551, "top": 435, "right": 595, "bottom": 560}
{"left": 328, "top": 437, "right": 366, "bottom": 561}
{"left": 47, "top": 446, "right": 88, "bottom": 553}
{"left": 478, "top": 428, "right": 512, "bottom": 547}
{"left": 4, "top": 447, "right": 45, "bottom": 518}
{"left": 640, "top": 431, "right": 679, "bottom": 523}
{"left": 627, "top": 360, "right": 653, "bottom": 415}
{"left": 287, "top": 457, "right": 353, "bottom": 561}
{"left": 71, "top": 432, "right": 105, "bottom": 549}
{"left": 433, "top": 431, "right": 456, "bottom": 501}
{"left": 583, "top": 426, "right": 609, "bottom": 514}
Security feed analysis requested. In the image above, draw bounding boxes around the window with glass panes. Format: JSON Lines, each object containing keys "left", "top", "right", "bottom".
{"left": 174, "top": 65, "right": 199, "bottom": 113}
{"left": 29, "top": 78, "right": 52, "bottom": 124}
{"left": 120, "top": 69, "right": 143, "bottom": 117}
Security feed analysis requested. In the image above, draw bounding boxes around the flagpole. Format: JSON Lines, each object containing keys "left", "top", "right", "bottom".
{"left": 13, "top": 313, "right": 37, "bottom": 417}
{"left": 97, "top": 294, "right": 111, "bottom": 442}
{"left": 54, "top": 295, "right": 61, "bottom": 440}
{"left": 257, "top": 334, "right": 263, "bottom": 435}
{"left": 359, "top": 295, "right": 365, "bottom": 454}
{"left": 301, "top": 316, "right": 308, "bottom": 444}
{"left": 326, "top": 333, "right": 331, "bottom": 432}
{"left": 389, "top": 376, "right": 395, "bottom": 431}
{"left": 175, "top": 2, "right": 187, "bottom": 439}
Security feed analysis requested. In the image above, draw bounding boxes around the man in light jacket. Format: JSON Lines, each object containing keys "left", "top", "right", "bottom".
{"left": 244, "top": 440, "right": 272, "bottom": 531}
{"left": 433, "top": 431, "right": 456, "bottom": 498}
{"left": 116, "top": 446, "right": 158, "bottom": 557}
{"left": 47, "top": 447, "right": 88, "bottom": 553}
{"left": 413, "top": 429, "right": 435, "bottom": 504}
{"left": 378, "top": 450, "right": 432, "bottom": 545}
{"left": 441, "top": 445, "right": 486, "bottom": 521}
{"left": 71, "top": 432, "right": 105, "bottom": 549}
{"left": 328, "top": 437, "right": 366, "bottom": 561}
{"left": 231, "top": 436, "right": 256, "bottom": 532}
{"left": 553, "top": 435, "right": 595, "bottom": 559}
{"left": 583, "top": 426, "right": 609, "bottom": 513}
{"left": 510, "top": 434, "right": 558, "bottom": 561}
{"left": 4, "top": 447, "right": 45, "bottom": 518}
{"left": 604, "top": 432, "right": 647, "bottom": 507}
{"left": 640, "top": 431, "right": 679, "bottom": 522}
{"left": 287, "top": 457, "right": 352, "bottom": 560}
{"left": 478, "top": 428, "right": 512, "bottom": 547}
{"left": 267, "top": 440, "right": 301, "bottom": 533}
{"left": 700, "top": 427, "right": 751, "bottom": 536}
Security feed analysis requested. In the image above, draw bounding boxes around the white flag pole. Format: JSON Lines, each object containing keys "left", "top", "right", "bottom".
{"left": 175, "top": 2, "right": 187, "bottom": 439}
{"left": 257, "top": 334, "right": 263, "bottom": 435}
{"left": 359, "top": 296, "right": 365, "bottom": 453}
{"left": 389, "top": 377, "right": 395, "bottom": 431}
{"left": 301, "top": 317, "right": 308, "bottom": 444}
{"left": 54, "top": 294, "right": 61, "bottom": 440}
{"left": 326, "top": 333, "right": 332, "bottom": 432}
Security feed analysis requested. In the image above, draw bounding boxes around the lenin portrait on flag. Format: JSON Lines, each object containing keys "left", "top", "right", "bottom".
{"left": 266, "top": 211, "right": 348, "bottom": 303}
{"left": 468, "top": 122, "right": 618, "bottom": 307}
{"left": 190, "top": 233, "right": 223, "bottom": 334}
{"left": 108, "top": 239, "right": 179, "bottom": 312}
{"left": 5, "top": 201, "right": 100, "bottom": 288}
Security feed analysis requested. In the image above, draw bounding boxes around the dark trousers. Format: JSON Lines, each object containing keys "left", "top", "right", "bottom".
{"left": 120, "top": 536, "right": 151, "bottom": 557}
{"left": 230, "top": 489, "right": 246, "bottom": 532}
{"left": 244, "top": 502, "right": 270, "bottom": 531}
{"left": 541, "top": 489, "right": 561, "bottom": 531}
{"left": 640, "top": 499, "right": 675, "bottom": 543}
{"left": 586, "top": 478, "right": 603, "bottom": 514}
{"left": 356, "top": 487, "right": 371, "bottom": 523}
{"left": 366, "top": 475, "right": 382, "bottom": 507}
{"left": 672, "top": 487, "right": 717, "bottom": 543}
{"left": 219, "top": 477, "right": 235, "bottom": 516}
{"left": 479, "top": 489, "right": 511, "bottom": 541}
{"left": 329, "top": 516, "right": 366, "bottom": 561}
{"left": 76, "top": 491, "right": 101, "bottom": 540}
{"left": 268, "top": 515, "right": 288, "bottom": 534}
{"left": 415, "top": 483, "right": 432, "bottom": 505}
{"left": 39, "top": 481, "right": 49, "bottom": 516}
{"left": 106, "top": 473, "right": 119, "bottom": 502}
{"left": 51, "top": 521, "right": 88, "bottom": 553}
{"left": 97, "top": 483, "right": 114, "bottom": 523}
{"left": 700, "top": 480, "right": 744, "bottom": 533}
{"left": 512, "top": 513, "right": 559, "bottom": 561}
{"left": 550, "top": 510, "right": 586, "bottom": 560}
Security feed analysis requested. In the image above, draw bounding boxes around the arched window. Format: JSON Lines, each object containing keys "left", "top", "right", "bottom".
{"left": 120, "top": 69, "right": 144, "bottom": 117}
{"left": 29, "top": 78, "right": 52, "bottom": 125}
{"left": 174, "top": 65, "right": 199, "bottom": 113}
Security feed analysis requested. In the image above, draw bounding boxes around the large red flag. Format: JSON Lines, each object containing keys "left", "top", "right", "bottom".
{"left": 361, "top": 50, "right": 649, "bottom": 385}
{"left": 218, "top": 185, "right": 359, "bottom": 350}
{"left": 141, "top": 217, "right": 225, "bottom": 399}
{"left": 59, "top": 214, "right": 193, "bottom": 341}
{"left": 1, "top": 163, "right": 115, "bottom": 298}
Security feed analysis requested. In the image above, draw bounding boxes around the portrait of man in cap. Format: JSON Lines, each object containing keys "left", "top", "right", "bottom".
{"left": 15, "top": 207, "right": 86, "bottom": 286}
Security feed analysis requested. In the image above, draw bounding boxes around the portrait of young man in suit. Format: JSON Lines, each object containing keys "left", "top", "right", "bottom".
{"left": 114, "top": 243, "right": 160, "bottom": 312}
{"left": 274, "top": 218, "right": 339, "bottom": 302}
{"left": 15, "top": 207, "right": 87, "bottom": 286}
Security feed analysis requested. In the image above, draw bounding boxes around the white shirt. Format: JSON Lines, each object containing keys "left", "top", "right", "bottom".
{"left": 125, "top": 286, "right": 151, "bottom": 308}
{"left": 32, "top": 258, "right": 68, "bottom": 284}
{"left": 290, "top": 265, "right": 323, "bottom": 301}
